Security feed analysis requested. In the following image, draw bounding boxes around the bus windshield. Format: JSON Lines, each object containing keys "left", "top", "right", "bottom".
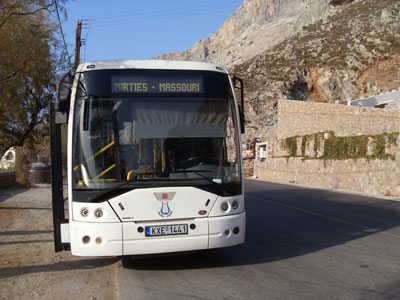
{"left": 72, "top": 69, "right": 241, "bottom": 201}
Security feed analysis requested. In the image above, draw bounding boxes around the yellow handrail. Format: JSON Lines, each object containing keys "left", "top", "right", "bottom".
{"left": 78, "top": 178, "right": 116, "bottom": 186}
{"left": 127, "top": 169, "right": 138, "bottom": 181}
{"left": 161, "top": 138, "right": 164, "bottom": 172}
{"left": 74, "top": 141, "right": 115, "bottom": 171}
{"left": 94, "top": 163, "right": 116, "bottom": 180}
{"left": 153, "top": 138, "right": 156, "bottom": 170}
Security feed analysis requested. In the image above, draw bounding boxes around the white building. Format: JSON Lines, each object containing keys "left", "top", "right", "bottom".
{"left": 0, "top": 147, "right": 16, "bottom": 170}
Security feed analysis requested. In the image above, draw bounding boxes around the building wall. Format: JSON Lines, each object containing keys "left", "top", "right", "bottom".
{"left": 276, "top": 99, "right": 400, "bottom": 139}
{"left": 254, "top": 99, "right": 400, "bottom": 197}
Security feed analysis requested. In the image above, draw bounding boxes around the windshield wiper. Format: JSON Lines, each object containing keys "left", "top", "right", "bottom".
{"left": 88, "top": 180, "right": 132, "bottom": 202}
{"left": 89, "top": 171, "right": 160, "bottom": 202}
{"left": 175, "top": 169, "right": 229, "bottom": 196}
{"left": 132, "top": 169, "right": 228, "bottom": 196}
{"left": 128, "top": 170, "right": 212, "bottom": 180}
{"left": 89, "top": 170, "right": 227, "bottom": 202}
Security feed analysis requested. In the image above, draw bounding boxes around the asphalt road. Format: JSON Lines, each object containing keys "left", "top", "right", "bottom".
{"left": 117, "top": 179, "right": 400, "bottom": 300}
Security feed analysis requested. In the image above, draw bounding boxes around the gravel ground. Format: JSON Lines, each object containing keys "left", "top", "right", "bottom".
{"left": 0, "top": 187, "right": 118, "bottom": 300}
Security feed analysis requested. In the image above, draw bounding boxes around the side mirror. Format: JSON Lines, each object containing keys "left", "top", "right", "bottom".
{"left": 233, "top": 77, "right": 245, "bottom": 134}
{"left": 55, "top": 71, "right": 73, "bottom": 124}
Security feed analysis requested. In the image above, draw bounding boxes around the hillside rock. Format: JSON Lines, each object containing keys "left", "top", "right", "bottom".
{"left": 232, "top": 0, "right": 400, "bottom": 139}
{"left": 155, "top": 0, "right": 332, "bottom": 68}
{"left": 302, "top": 67, "right": 356, "bottom": 103}
{"left": 385, "top": 95, "right": 400, "bottom": 111}
{"left": 157, "top": 0, "right": 400, "bottom": 140}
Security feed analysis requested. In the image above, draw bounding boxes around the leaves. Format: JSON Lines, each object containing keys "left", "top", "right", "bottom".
{"left": 0, "top": 0, "right": 71, "bottom": 153}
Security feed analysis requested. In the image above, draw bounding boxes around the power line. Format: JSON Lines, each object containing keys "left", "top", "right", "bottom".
{"left": 63, "top": 1, "right": 242, "bottom": 60}
{"left": 90, "top": 7, "right": 236, "bottom": 29}
{"left": 81, "top": 20, "right": 91, "bottom": 62}
{"left": 89, "top": 1, "right": 240, "bottom": 22}
{"left": 89, "top": 1, "right": 239, "bottom": 25}
{"left": 54, "top": 0, "right": 71, "bottom": 64}
{"left": 65, "top": 1, "right": 242, "bottom": 35}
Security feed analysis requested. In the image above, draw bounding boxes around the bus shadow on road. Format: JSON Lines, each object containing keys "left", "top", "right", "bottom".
{"left": 0, "top": 188, "right": 29, "bottom": 203}
{"left": 122, "top": 180, "right": 400, "bottom": 271}
{"left": 0, "top": 257, "right": 118, "bottom": 280}
{"left": 121, "top": 247, "right": 250, "bottom": 270}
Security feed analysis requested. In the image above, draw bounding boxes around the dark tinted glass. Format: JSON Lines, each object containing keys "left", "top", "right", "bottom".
{"left": 79, "top": 69, "right": 232, "bottom": 98}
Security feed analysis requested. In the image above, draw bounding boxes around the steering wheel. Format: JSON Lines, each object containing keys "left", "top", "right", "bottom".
{"left": 181, "top": 156, "right": 217, "bottom": 168}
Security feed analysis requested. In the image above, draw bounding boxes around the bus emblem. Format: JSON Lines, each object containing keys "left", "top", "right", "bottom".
{"left": 159, "top": 201, "right": 172, "bottom": 217}
{"left": 153, "top": 192, "right": 176, "bottom": 201}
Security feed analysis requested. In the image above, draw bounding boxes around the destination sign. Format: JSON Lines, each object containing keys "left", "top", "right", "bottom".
{"left": 111, "top": 76, "right": 204, "bottom": 94}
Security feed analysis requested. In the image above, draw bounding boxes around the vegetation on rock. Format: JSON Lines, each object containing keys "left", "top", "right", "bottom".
{"left": 280, "top": 131, "right": 399, "bottom": 161}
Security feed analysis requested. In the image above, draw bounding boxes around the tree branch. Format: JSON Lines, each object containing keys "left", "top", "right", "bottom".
{"left": 0, "top": 1, "right": 55, "bottom": 29}
{"left": 0, "top": 70, "right": 20, "bottom": 82}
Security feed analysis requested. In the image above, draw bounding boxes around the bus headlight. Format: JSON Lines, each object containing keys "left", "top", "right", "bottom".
{"left": 94, "top": 209, "right": 103, "bottom": 218}
{"left": 221, "top": 202, "right": 229, "bottom": 212}
{"left": 81, "top": 208, "right": 89, "bottom": 217}
{"left": 232, "top": 200, "right": 239, "bottom": 209}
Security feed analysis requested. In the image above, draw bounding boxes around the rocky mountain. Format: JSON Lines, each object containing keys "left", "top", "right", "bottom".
{"left": 156, "top": 0, "right": 400, "bottom": 139}
{"left": 156, "top": 0, "right": 333, "bottom": 68}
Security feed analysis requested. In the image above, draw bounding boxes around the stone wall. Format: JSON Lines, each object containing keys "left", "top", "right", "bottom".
{"left": 254, "top": 99, "right": 400, "bottom": 197}
{"left": 275, "top": 99, "right": 400, "bottom": 139}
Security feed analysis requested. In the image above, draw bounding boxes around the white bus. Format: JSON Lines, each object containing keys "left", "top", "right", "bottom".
{"left": 50, "top": 60, "right": 245, "bottom": 257}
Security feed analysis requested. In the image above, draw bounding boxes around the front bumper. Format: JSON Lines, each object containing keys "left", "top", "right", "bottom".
{"left": 69, "top": 212, "right": 246, "bottom": 256}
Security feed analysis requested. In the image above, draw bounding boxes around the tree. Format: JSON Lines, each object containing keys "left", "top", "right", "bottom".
{"left": 0, "top": 0, "right": 55, "bottom": 29}
{"left": 0, "top": 0, "right": 71, "bottom": 153}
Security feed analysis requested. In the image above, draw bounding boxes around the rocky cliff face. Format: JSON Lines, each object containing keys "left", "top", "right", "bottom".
{"left": 155, "top": 0, "right": 333, "bottom": 68}
{"left": 156, "top": 0, "right": 400, "bottom": 140}
{"left": 233, "top": 0, "right": 400, "bottom": 139}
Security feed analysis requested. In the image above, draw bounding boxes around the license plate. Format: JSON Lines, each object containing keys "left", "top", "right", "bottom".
{"left": 145, "top": 224, "right": 188, "bottom": 237}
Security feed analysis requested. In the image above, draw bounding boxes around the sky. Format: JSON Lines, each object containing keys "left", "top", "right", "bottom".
{"left": 60, "top": 0, "right": 243, "bottom": 63}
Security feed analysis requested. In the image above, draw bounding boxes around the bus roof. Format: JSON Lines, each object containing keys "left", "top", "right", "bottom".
{"left": 76, "top": 60, "right": 230, "bottom": 74}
